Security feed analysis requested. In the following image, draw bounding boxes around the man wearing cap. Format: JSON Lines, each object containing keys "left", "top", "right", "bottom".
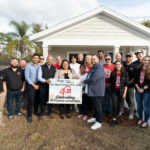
{"left": 124, "top": 53, "right": 136, "bottom": 119}
{"left": 133, "top": 50, "right": 144, "bottom": 71}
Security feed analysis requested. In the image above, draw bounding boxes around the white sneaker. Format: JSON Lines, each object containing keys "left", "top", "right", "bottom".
{"left": 0, "top": 122, "right": 5, "bottom": 127}
{"left": 119, "top": 111, "right": 123, "bottom": 116}
{"left": 91, "top": 122, "right": 102, "bottom": 130}
{"left": 148, "top": 119, "right": 150, "bottom": 127}
{"left": 74, "top": 105, "right": 79, "bottom": 113}
{"left": 87, "top": 117, "right": 96, "bottom": 123}
{"left": 129, "top": 114, "right": 134, "bottom": 120}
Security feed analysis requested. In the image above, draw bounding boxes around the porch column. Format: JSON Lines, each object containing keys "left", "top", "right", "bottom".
{"left": 113, "top": 45, "right": 120, "bottom": 61}
{"left": 147, "top": 46, "right": 150, "bottom": 55}
{"left": 42, "top": 45, "right": 48, "bottom": 61}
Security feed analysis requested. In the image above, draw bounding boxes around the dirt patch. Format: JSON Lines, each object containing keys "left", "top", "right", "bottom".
{"left": 0, "top": 107, "right": 150, "bottom": 150}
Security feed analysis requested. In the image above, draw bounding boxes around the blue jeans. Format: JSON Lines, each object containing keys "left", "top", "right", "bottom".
{"left": 103, "top": 87, "right": 112, "bottom": 113}
{"left": 7, "top": 89, "right": 23, "bottom": 116}
{"left": 135, "top": 91, "right": 150, "bottom": 122}
{"left": 40, "top": 86, "right": 52, "bottom": 115}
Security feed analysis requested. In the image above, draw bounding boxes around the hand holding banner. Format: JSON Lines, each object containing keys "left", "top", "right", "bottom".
{"left": 47, "top": 79, "right": 82, "bottom": 104}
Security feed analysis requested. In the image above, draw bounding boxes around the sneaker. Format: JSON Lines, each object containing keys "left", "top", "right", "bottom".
{"left": 74, "top": 106, "right": 79, "bottom": 113}
{"left": 66, "top": 114, "right": 71, "bottom": 118}
{"left": 87, "top": 117, "right": 96, "bottom": 123}
{"left": 119, "top": 111, "right": 123, "bottom": 117}
{"left": 0, "top": 122, "right": 5, "bottom": 127}
{"left": 148, "top": 119, "right": 150, "bottom": 127}
{"left": 9, "top": 116, "right": 14, "bottom": 121}
{"left": 110, "top": 120, "right": 118, "bottom": 127}
{"left": 28, "top": 117, "right": 33, "bottom": 123}
{"left": 78, "top": 114, "right": 83, "bottom": 118}
{"left": 38, "top": 116, "right": 44, "bottom": 122}
{"left": 129, "top": 114, "right": 134, "bottom": 120}
{"left": 49, "top": 114, "right": 54, "bottom": 119}
{"left": 91, "top": 122, "right": 102, "bottom": 130}
{"left": 83, "top": 115, "right": 88, "bottom": 121}
{"left": 16, "top": 112, "right": 22, "bottom": 116}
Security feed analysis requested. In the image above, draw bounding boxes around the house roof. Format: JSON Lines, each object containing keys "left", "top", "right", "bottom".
{"left": 30, "top": 6, "right": 150, "bottom": 41}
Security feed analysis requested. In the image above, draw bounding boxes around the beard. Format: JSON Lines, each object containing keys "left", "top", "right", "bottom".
{"left": 11, "top": 64, "right": 18, "bottom": 68}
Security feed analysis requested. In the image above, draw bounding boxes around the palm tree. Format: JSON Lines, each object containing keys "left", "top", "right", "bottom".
{"left": 141, "top": 20, "right": 150, "bottom": 28}
{"left": 8, "top": 20, "right": 41, "bottom": 59}
{"left": 31, "top": 23, "right": 43, "bottom": 34}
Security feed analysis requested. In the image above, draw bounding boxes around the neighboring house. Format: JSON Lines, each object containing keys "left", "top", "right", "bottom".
{"left": 30, "top": 6, "right": 150, "bottom": 62}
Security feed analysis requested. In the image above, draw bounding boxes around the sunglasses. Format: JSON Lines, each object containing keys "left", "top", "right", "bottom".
{"left": 105, "top": 58, "right": 111, "bottom": 61}
{"left": 40, "top": 58, "right": 44, "bottom": 60}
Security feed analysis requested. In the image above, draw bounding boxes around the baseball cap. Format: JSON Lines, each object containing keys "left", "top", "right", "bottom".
{"left": 126, "top": 53, "right": 132, "bottom": 57}
{"left": 134, "top": 50, "right": 143, "bottom": 54}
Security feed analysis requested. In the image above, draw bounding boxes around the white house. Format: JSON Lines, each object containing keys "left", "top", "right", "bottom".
{"left": 30, "top": 6, "right": 150, "bottom": 62}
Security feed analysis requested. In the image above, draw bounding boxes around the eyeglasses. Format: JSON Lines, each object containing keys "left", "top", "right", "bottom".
{"left": 105, "top": 59, "right": 111, "bottom": 61}
{"left": 40, "top": 58, "right": 44, "bottom": 60}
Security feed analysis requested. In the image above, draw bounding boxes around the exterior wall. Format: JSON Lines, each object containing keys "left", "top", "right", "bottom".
{"left": 44, "top": 14, "right": 150, "bottom": 44}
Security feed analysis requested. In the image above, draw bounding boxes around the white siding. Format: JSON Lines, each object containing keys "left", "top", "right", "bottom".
{"left": 45, "top": 14, "right": 150, "bottom": 42}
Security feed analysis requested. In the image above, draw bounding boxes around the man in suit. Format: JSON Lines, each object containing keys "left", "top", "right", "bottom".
{"left": 82, "top": 55, "right": 105, "bottom": 130}
{"left": 38, "top": 55, "right": 56, "bottom": 121}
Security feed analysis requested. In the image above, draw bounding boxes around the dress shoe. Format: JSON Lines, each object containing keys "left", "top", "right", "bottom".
{"left": 38, "top": 116, "right": 44, "bottom": 122}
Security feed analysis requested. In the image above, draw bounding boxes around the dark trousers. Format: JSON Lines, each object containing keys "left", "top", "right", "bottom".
{"left": 27, "top": 84, "right": 40, "bottom": 118}
{"left": 103, "top": 87, "right": 112, "bottom": 113}
{"left": 21, "top": 84, "right": 28, "bottom": 107}
{"left": 59, "top": 104, "right": 70, "bottom": 115}
{"left": 112, "top": 89, "right": 123, "bottom": 118}
{"left": 80, "top": 94, "right": 89, "bottom": 115}
{"left": 7, "top": 89, "right": 23, "bottom": 116}
{"left": 40, "top": 86, "right": 52, "bottom": 116}
{"left": 90, "top": 96, "right": 103, "bottom": 123}
{"left": 126, "top": 87, "right": 135, "bottom": 115}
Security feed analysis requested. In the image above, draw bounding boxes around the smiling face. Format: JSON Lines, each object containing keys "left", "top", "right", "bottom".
{"left": 71, "top": 56, "right": 77, "bottom": 64}
{"left": 32, "top": 55, "right": 40, "bottom": 64}
{"left": 80, "top": 65, "right": 86, "bottom": 74}
{"left": 136, "top": 52, "right": 144, "bottom": 61}
{"left": 126, "top": 56, "right": 132, "bottom": 63}
{"left": 116, "top": 61, "right": 122, "bottom": 72}
{"left": 47, "top": 56, "right": 53, "bottom": 65}
{"left": 91, "top": 55, "right": 99, "bottom": 66}
{"left": 105, "top": 55, "right": 111, "bottom": 65}
{"left": 142, "top": 56, "right": 150, "bottom": 67}
{"left": 62, "top": 61, "right": 69, "bottom": 70}
{"left": 11, "top": 59, "right": 19, "bottom": 68}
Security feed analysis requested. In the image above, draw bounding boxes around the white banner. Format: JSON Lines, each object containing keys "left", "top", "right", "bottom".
{"left": 48, "top": 79, "right": 82, "bottom": 104}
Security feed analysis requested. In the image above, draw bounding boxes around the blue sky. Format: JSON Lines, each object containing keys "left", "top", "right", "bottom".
{"left": 0, "top": 0, "right": 150, "bottom": 33}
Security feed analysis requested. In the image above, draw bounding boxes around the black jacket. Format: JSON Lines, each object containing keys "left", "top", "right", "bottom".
{"left": 134, "top": 67, "right": 150, "bottom": 92}
{"left": 40, "top": 63, "right": 56, "bottom": 87}
{"left": 110, "top": 71, "right": 129, "bottom": 96}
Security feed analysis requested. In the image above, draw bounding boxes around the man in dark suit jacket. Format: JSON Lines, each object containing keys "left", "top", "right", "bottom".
{"left": 83, "top": 55, "right": 105, "bottom": 130}
{"left": 38, "top": 56, "right": 56, "bottom": 121}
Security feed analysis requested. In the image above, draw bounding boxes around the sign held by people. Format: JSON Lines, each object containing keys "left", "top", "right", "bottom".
{"left": 48, "top": 79, "right": 82, "bottom": 104}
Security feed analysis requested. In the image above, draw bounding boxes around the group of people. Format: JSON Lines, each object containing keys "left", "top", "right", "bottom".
{"left": 0, "top": 49, "right": 150, "bottom": 130}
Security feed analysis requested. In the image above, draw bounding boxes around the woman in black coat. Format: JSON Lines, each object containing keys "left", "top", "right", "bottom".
{"left": 110, "top": 61, "right": 129, "bottom": 127}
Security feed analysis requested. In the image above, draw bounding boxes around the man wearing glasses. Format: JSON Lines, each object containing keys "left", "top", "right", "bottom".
{"left": 103, "top": 55, "right": 115, "bottom": 117}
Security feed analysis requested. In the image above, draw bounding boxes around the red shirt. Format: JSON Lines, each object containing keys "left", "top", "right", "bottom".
{"left": 140, "top": 69, "right": 145, "bottom": 86}
{"left": 115, "top": 72, "right": 121, "bottom": 89}
{"left": 54, "top": 63, "right": 61, "bottom": 69}
{"left": 103, "top": 64, "right": 115, "bottom": 83}
{"left": 85, "top": 64, "right": 92, "bottom": 73}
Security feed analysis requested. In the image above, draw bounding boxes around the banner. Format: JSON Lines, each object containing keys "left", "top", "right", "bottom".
{"left": 48, "top": 79, "right": 82, "bottom": 104}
